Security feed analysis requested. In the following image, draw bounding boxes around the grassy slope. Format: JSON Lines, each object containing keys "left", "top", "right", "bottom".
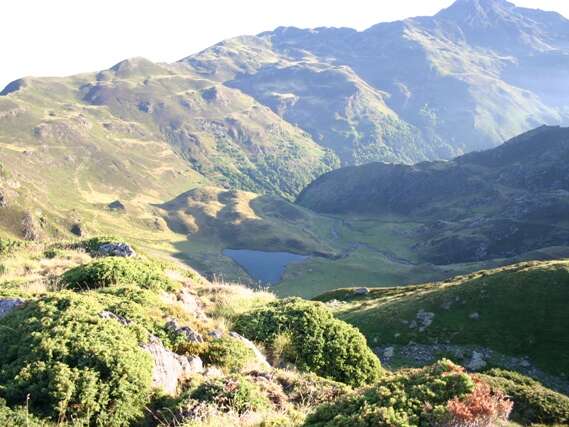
{"left": 315, "top": 260, "right": 569, "bottom": 377}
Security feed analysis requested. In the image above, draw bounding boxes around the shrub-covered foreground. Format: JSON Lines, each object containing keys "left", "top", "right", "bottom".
{"left": 235, "top": 298, "right": 382, "bottom": 387}
{"left": 0, "top": 293, "right": 153, "bottom": 425}
{"left": 480, "top": 369, "right": 569, "bottom": 425}
{"left": 305, "top": 360, "right": 512, "bottom": 427}
{"left": 61, "top": 257, "right": 175, "bottom": 291}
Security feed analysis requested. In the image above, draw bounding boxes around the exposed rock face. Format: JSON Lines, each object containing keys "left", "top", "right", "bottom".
{"left": 98, "top": 242, "right": 136, "bottom": 258}
{"left": 354, "top": 287, "right": 370, "bottom": 295}
{"left": 229, "top": 332, "right": 271, "bottom": 371}
{"left": 143, "top": 337, "right": 204, "bottom": 395}
{"left": 467, "top": 351, "right": 487, "bottom": 371}
{"left": 0, "top": 298, "right": 23, "bottom": 319}
{"left": 166, "top": 319, "right": 204, "bottom": 343}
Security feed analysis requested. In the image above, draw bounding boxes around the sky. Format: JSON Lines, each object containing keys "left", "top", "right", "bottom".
{"left": 1, "top": 0, "right": 567, "bottom": 88}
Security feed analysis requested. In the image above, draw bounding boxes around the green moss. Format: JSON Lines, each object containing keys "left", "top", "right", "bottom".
{"left": 61, "top": 257, "right": 175, "bottom": 292}
{"left": 235, "top": 298, "right": 381, "bottom": 387}
{"left": 479, "top": 369, "right": 569, "bottom": 425}
{"left": 191, "top": 375, "right": 269, "bottom": 414}
{"left": 0, "top": 293, "right": 153, "bottom": 425}
{"left": 305, "top": 360, "right": 475, "bottom": 427}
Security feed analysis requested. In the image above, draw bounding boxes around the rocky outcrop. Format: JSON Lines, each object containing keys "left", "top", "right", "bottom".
{"left": 166, "top": 319, "right": 204, "bottom": 343}
{"left": 0, "top": 298, "right": 23, "bottom": 319}
{"left": 99, "top": 310, "right": 130, "bottom": 325}
{"left": 98, "top": 242, "right": 136, "bottom": 257}
{"left": 143, "top": 337, "right": 204, "bottom": 395}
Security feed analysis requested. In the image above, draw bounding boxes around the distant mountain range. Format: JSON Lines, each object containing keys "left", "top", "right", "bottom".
{"left": 184, "top": 0, "right": 569, "bottom": 165}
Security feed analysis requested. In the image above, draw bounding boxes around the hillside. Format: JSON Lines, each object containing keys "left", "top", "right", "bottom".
{"left": 183, "top": 0, "right": 569, "bottom": 165}
{"left": 298, "top": 125, "right": 569, "bottom": 265}
{"left": 315, "top": 260, "right": 569, "bottom": 384}
{"left": 0, "top": 238, "right": 567, "bottom": 426}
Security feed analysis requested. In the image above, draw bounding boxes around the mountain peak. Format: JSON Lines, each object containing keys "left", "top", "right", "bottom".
{"left": 437, "top": 0, "right": 516, "bottom": 21}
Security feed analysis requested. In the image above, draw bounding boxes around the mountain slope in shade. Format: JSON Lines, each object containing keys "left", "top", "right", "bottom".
{"left": 182, "top": 0, "right": 569, "bottom": 165}
{"left": 297, "top": 125, "right": 569, "bottom": 264}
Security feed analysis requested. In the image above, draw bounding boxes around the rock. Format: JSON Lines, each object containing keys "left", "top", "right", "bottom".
{"left": 98, "top": 242, "right": 136, "bottom": 258}
{"left": 354, "top": 287, "right": 370, "bottom": 295}
{"left": 469, "top": 312, "right": 480, "bottom": 320}
{"left": 99, "top": 310, "right": 130, "bottom": 325}
{"left": 0, "top": 191, "right": 7, "bottom": 208}
{"left": 229, "top": 332, "right": 271, "bottom": 371}
{"left": 383, "top": 346, "right": 395, "bottom": 360}
{"left": 165, "top": 320, "right": 204, "bottom": 343}
{"left": 416, "top": 309, "right": 435, "bottom": 332}
{"left": 143, "top": 337, "right": 204, "bottom": 395}
{"left": 467, "top": 351, "right": 487, "bottom": 371}
{"left": 208, "top": 330, "right": 223, "bottom": 340}
{"left": 0, "top": 298, "right": 23, "bottom": 319}
{"left": 107, "top": 200, "right": 126, "bottom": 211}
{"left": 70, "top": 222, "right": 84, "bottom": 237}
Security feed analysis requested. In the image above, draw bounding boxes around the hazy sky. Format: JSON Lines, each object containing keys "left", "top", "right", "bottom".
{"left": 1, "top": 0, "right": 567, "bottom": 88}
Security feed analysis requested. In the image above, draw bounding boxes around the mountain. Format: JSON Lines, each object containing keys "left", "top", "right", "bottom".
{"left": 298, "top": 125, "right": 569, "bottom": 265}
{"left": 182, "top": 0, "right": 569, "bottom": 165}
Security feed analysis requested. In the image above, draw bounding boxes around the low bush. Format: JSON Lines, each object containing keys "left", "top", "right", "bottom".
{"left": 479, "top": 369, "right": 569, "bottom": 425}
{"left": 0, "top": 238, "right": 22, "bottom": 257}
{"left": 305, "top": 360, "right": 511, "bottom": 427}
{"left": 0, "top": 399, "right": 51, "bottom": 427}
{"left": 0, "top": 293, "right": 153, "bottom": 426}
{"left": 200, "top": 336, "right": 255, "bottom": 373}
{"left": 61, "top": 257, "right": 174, "bottom": 291}
{"left": 191, "top": 375, "right": 269, "bottom": 414}
{"left": 235, "top": 298, "right": 381, "bottom": 386}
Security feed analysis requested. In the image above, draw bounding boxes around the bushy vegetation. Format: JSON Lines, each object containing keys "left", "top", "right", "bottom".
{"left": 191, "top": 375, "right": 269, "bottom": 414}
{"left": 0, "top": 238, "right": 22, "bottom": 257}
{"left": 235, "top": 298, "right": 381, "bottom": 386}
{"left": 479, "top": 369, "right": 569, "bottom": 425}
{"left": 200, "top": 336, "right": 255, "bottom": 373}
{"left": 306, "top": 360, "right": 512, "bottom": 427}
{"left": 0, "top": 293, "right": 153, "bottom": 426}
{"left": 61, "top": 257, "right": 175, "bottom": 291}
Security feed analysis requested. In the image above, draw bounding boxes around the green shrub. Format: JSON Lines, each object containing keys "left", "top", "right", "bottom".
{"left": 306, "top": 360, "right": 476, "bottom": 427}
{"left": 479, "top": 369, "right": 569, "bottom": 425}
{"left": 191, "top": 375, "right": 269, "bottom": 414}
{"left": 0, "top": 293, "right": 153, "bottom": 426}
{"left": 61, "top": 257, "right": 174, "bottom": 291}
{"left": 201, "top": 336, "right": 255, "bottom": 373}
{"left": 235, "top": 298, "right": 381, "bottom": 387}
{"left": 0, "top": 239, "right": 22, "bottom": 257}
{"left": 0, "top": 399, "right": 51, "bottom": 427}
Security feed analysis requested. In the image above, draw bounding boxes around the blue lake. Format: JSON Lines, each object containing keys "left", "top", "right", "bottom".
{"left": 223, "top": 249, "right": 308, "bottom": 285}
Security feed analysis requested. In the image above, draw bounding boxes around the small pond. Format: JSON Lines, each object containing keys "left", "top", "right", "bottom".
{"left": 223, "top": 249, "right": 308, "bottom": 285}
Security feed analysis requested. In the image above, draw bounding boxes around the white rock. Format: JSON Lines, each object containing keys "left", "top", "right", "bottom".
{"left": 467, "top": 351, "right": 487, "bottom": 371}
{"left": 143, "top": 337, "right": 204, "bottom": 395}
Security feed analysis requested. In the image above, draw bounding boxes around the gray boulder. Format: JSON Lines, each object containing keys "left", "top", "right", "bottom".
{"left": 165, "top": 320, "right": 204, "bottom": 343}
{"left": 98, "top": 242, "right": 136, "bottom": 258}
{"left": 467, "top": 351, "right": 487, "bottom": 371}
{"left": 99, "top": 310, "right": 130, "bottom": 325}
{"left": 143, "top": 337, "right": 204, "bottom": 395}
{"left": 354, "top": 287, "right": 370, "bottom": 295}
{"left": 0, "top": 298, "right": 23, "bottom": 319}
